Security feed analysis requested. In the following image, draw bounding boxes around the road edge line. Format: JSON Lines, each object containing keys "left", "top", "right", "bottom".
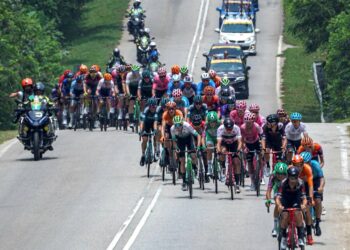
{"left": 0, "top": 139, "right": 18, "bottom": 158}
{"left": 276, "top": 35, "right": 283, "bottom": 108}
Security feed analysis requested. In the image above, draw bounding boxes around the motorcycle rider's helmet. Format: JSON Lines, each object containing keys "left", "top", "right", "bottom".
{"left": 34, "top": 82, "right": 45, "bottom": 95}
{"left": 144, "top": 28, "right": 150, "bottom": 36}
{"left": 113, "top": 48, "right": 120, "bottom": 57}
{"left": 21, "top": 78, "right": 33, "bottom": 88}
{"left": 150, "top": 50, "right": 159, "bottom": 61}
{"left": 150, "top": 41, "right": 156, "bottom": 49}
{"left": 133, "top": 0, "right": 141, "bottom": 8}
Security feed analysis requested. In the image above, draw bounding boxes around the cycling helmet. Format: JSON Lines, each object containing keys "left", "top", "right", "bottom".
{"left": 150, "top": 50, "right": 159, "bottom": 60}
{"left": 236, "top": 100, "right": 247, "bottom": 111}
{"left": 180, "top": 66, "right": 188, "bottom": 74}
{"left": 204, "top": 86, "right": 215, "bottom": 95}
{"left": 292, "top": 155, "right": 304, "bottom": 164}
{"left": 191, "top": 114, "right": 203, "bottom": 126}
{"left": 244, "top": 112, "right": 255, "bottom": 122}
{"left": 221, "top": 77, "right": 230, "bottom": 86}
{"left": 173, "top": 115, "right": 184, "bottom": 125}
{"left": 266, "top": 114, "right": 279, "bottom": 124}
{"left": 193, "top": 95, "right": 203, "bottom": 104}
{"left": 172, "top": 74, "right": 181, "bottom": 82}
{"left": 208, "top": 69, "right": 216, "bottom": 78}
{"left": 221, "top": 88, "right": 230, "bottom": 97}
{"left": 79, "top": 64, "right": 88, "bottom": 74}
{"left": 118, "top": 65, "right": 126, "bottom": 73}
{"left": 142, "top": 70, "right": 151, "bottom": 79}
{"left": 301, "top": 136, "right": 313, "bottom": 147}
{"left": 89, "top": 65, "right": 97, "bottom": 73}
{"left": 249, "top": 103, "right": 260, "bottom": 112}
{"left": 144, "top": 28, "right": 150, "bottom": 35}
{"left": 157, "top": 67, "right": 167, "bottom": 77}
{"left": 63, "top": 69, "right": 71, "bottom": 76}
{"left": 172, "top": 88, "right": 182, "bottom": 98}
{"left": 223, "top": 118, "right": 234, "bottom": 129}
{"left": 184, "top": 75, "right": 193, "bottom": 83}
{"left": 201, "top": 72, "right": 210, "bottom": 80}
{"left": 111, "top": 69, "right": 118, "bottom": 78}
{"left": 277, "top": 108, "right": 287, "bottom": 117}
{"left": 147, "top": 98, "right": 157, "bottom": 106}
{"left": 166, "top": 101, "right": 176, "bottom": 109}
{"left": 34, "top": 82, "right": 45, "bottom": 92}
{"left": 160, "top": 97, "right": 169, "bottom": 107}
{"left": 287, "top": 166, "right": 300, "bottom": 178}
{"left": 76, "top": 75, "right": 84, "bottom": 82}
{"left": 66, "top": 72, "right": 74, "bottom": 79}
{"left": 273, "top": 162, "right": 288, "bottom": 175}
{"left": 113, "top": 48, "right": 120, "bottom": 57}
{"left": 21, "top": 78, "right": 33, "bottom": 88}
{"left": 171, "top": 65, "right": 180, "bottom": 75}
{"left": 150, "top": 41, "right": 156, "bottom": 48}
{"left": 207, "top": 111, "right": 219, "bottom": 123}
{"left": 131, "top": 65, "right": 140, "bottom": 72}
{"left": 300, "top": 151, "right": 312, "bottom": 163}
{"left": 290, "top": 112, "right": 302, "bottom": 120}
{"left": 104, "top": 73, "right": 112, "bottom": 81}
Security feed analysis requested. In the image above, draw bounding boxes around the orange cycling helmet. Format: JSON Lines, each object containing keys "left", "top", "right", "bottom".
{"left": 104, "top": 73, "right": 112, "bottom": 81}
{"left": 301, "top": 137, "right": 313, "bottom": 147}
{"left": 166, "top": 101, "right": 176, "bottom": 109}
{"left": 171, "top": 65, "right": 180, "bottom": 75}
{"left": 80, "top": 64, "right": 88, "bottom": 74}
{"left": 292, "top": 155, "right": 304, "bottom": 164}
{"left": 21, "top": 78, "right": 33, "bottom": 88}
{"left": 204, "top": 86, "right": 215, "bottom": 95}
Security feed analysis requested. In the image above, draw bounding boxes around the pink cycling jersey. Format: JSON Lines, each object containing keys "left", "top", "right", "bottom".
{"left": 240, "top": 122, "right": 262, "bottom": 144}
{"left": 254, "top": 114, "right": 266, "bottom": 127}
{"left": 152, "top": 75, "right": 170, "bottom": 91}
{"left": 230, "top": 110, "right": 248, "bottom": 127}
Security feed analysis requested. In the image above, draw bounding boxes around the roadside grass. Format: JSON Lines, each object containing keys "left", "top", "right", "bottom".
{"left": 281, "top": 0, "right": 322, "bottom": 122}
{"left": 0, "top": 130, "right": 17, "bottom": 145}
{"left": 61, "top": 0, "right": 129, "bottom": 71}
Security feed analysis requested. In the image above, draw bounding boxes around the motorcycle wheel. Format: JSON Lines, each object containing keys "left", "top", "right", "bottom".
{"left": 33, "top": 132, "right": 41, "bottom": 161}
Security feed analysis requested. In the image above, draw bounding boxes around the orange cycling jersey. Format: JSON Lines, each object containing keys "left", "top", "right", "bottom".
{"left": 162, "top": 109, "right": 183, "bottom": 126}
{"left": 299, "top": 163, "right": 313, "bottom": 188}
{"left": 297, "top": 143, "right": 323, "bottom": 158}
{"left": 212, "top": 76, "right": 221, "bottom": 88}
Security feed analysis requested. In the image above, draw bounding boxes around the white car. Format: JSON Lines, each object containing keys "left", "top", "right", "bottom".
{"left": 215, "top": 17, "right": 259, "bottom": 55}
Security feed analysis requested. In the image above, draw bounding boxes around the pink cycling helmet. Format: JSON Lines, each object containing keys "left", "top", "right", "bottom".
{"left": 244, "top": 112, "right": 255, "bottom": 122}
{"left": 208, "top": 69, "right": 216, "bottom": 78}
{"left": 157, "top": 67, "right": 167, "bottom": 77}
{"left": 172, "top": 88, "right": 183, "bottom": 98}
{"left": 111, "top": 69, "right": 118, "bottom": 78}
{"left": 236, "top": 100, "right": 247, "bottom": 111}
{"left": 249, "top": 103, "right": 260, "bottom": 112}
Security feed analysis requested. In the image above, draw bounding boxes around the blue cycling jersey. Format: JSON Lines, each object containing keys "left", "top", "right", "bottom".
{"left": 196, "top": 80, "right": 216, "bottom": 95}
{"left": 310, "top": 160, "right": 324, "bottom": 179}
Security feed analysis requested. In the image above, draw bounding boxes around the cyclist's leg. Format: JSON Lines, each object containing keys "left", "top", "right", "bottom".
{"left": 246, "top": 143, "right": 255, "bottom": 187}
{"left": 69, "top": 95, "right": 76, "bottom": 127}
{"left": 286, "top": 139, "right": 295, "bottom": 163}
{"left": 128, "top": 98, "right": 135, "bottom": 126}
{"left": 206, "top": 139, "right": 215, "bottom": 175}
{"left": 231, "top": 142, "right": 241, "bottom": 186}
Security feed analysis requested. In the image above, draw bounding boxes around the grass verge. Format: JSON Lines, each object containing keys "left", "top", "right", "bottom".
{"left": 0, "top": 130, "right": 17, "bottom": 145}
{"left": 281, "top": 0, "right": 322, "bottom": 122}
{"left": 62, "top": 0, "right": 130, "bottom": 71}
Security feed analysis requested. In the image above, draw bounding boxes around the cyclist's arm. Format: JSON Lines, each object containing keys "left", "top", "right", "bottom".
{"left": 161, "top": 119, "right": 166, "bottom": 139}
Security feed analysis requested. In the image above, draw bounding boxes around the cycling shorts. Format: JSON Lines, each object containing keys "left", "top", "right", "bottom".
{"left": 287, "top": 139, "right": 301, "bottom": 152}
{"left": 176, "top": 135, "right": 195, "bottom": 158}
{"left": 221, "top": 141, "right": 239, "bottom": 157}
{"left": 246, "top": 140, "right": 261, "bottom": 162}
{"left": 313, "top": 178, "right": 323, "bottom": 201}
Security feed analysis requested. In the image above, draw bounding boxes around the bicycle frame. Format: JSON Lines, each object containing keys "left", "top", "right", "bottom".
{"left": 284, "top": 208, "right": 301, "bottom": 249}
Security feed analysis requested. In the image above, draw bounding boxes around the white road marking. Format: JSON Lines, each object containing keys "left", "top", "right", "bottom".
{"left": 106, "top": 197, "right": 145, "bottom": 250}
{"left": 337, "top": 126, "right": 349, "bottom": 180}
{"left": 343, "top": 196, "right": 350, "bottom": 214}
{"left": 186, "top": 0, "right": 205, "bottom": 68}
{"left": 276, "top": 35, "right": 283, "bottom": 108}
{"left": 190, "top": 0, "right": 210, "bottom": 75}
{"left": 123, "top": 187, "right": 162, "bottom": 250}
{"left": 0, "top": 139, "right": 17, "bottom": 158}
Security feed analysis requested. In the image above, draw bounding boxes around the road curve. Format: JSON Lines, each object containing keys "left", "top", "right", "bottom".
{"left": 0, "top": 0, "right": 349, "bottom": 249}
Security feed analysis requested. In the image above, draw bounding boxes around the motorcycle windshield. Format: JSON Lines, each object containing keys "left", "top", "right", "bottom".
{"left": 141, "top": 37, "right": 149, "bottom": 47}
{"left": 31, "top": 96, "right": 42, "bottom": 111}
{"left": 28, "top": 110, "right": 44, "bottom": 120}
{"left": 150, "top": 63, "right": 158, "bottom": 72}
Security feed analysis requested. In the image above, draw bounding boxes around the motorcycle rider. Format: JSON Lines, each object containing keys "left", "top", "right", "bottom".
{"left": 68, "top": 75, "right": 85, "bottom": 129}
{"left": 127, "top": 0, "right": 145, "bottom": 32}
{"left": 9, "top": 78, "right": 34, "bottom": 104}
{"left": 107, "top": 48, "right": 127, "bottom": 72}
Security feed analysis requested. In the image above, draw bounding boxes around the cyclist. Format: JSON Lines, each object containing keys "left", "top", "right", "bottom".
{"left": 285, "top": 112, "right": 308, "bottom": 163}
{"left": 219, "top": 96, "right": 235, "bottom": 119}
{"left": 217, "top": 118, "right": 243, "bottom": 192}
{"left": 249, "top": 103, "right": 265, "bottom": 127}
{"left": 261, "top": 114, "right": 287, "bottom": 173}
{"left": 155, "top": 97, "right": 169, "bottom": 157}
{"left": 297, "top": 137, "right": 324, "bottom": 167}
{"left": 181, "top": 75, "right": 197, "bottom": 105}
{"left": 187, "top": 95, "right": 208, "bottom": 124}
{"left": 291, "top": 154, "right": 314, "bottom": 245}
{"left": 169, "top": 64, "right": 180, "bottom": 78}
{"left": 148, "top": 42, "right": 159, "bottom": 62}
{"left": 218, "top": 88, "right": 230, "bottom": 108}
{"left": 75, "top": 64, "right": 88, "bottom": 78}
{"left": 152, "top": 67, "right": 170, "bottom": 99}
{"left": 277, "top": 108, "right": 290, "bottom": 129}
{"left": 114, "top": 65, "right": 128, "bottom": 125}
{"left": 96, "top": 73, "right": 115, "bottom": 123}
{"left": 300, "top": 151, "right": 325, "bottom": 236}
{"left": 126, "top": 65, "right": 141, "bottom": 129}
{"left": 265, "top": 162, "right": 288, "bottom": 237}
{"left": 215, "top": 77, "right": 235, "bottom": 98}
{"left": 230, "top": 100, "right": 247, "bottom": 127}
{"left": 209, "top": 69, "right": 221, "bottom": 87}
{"left": 171, "top": 89, "right": 189, "bottom": 117}
{"left": 196, "top": 73, "right": 216, "bottom": 96}
{"left": 167, "top": 74, "right": 183, "bottom": 96}
{"left": 139, "top": 98, "right": 158, "bottom": 166}
{"left": 68, "top": 75, "right": 85, "bottom": 128}
{"left": 202, "top": 86, "right": 219, "bottom": 112}
{"left": 276, "top": 166, "right": 307, "bottom": 249}
{"left": 203, "top": 111, "right": 221, "bottom": 177}
{"left": 84, "top": 65, "right": 102, "bottom": 117}
{"left": 240, "top": 112, "right": 263, "bottom": 191}
{"left": 60, "top": 72, "right": 74, "bottom": 126}
{"left": 138, "top": 70, "right": 153, "bottom": 112}
{"left": 180, "top": 65, "right": 189, "bottom": 80}
{"left": 171, "top": 116, "right": 201, "bottom": 191}
{"left": 58, "top": 69, "right": 72, "bottom": 86}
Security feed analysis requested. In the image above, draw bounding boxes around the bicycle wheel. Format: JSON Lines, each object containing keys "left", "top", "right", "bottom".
{"left": 213, "top": 157, "right": 219, "bottom": 194}
{"left": 240, "top": 152, "right": 245, "bottom": 187}
{"left": 162, "top": 164, "right": 165, "bottom": 181}
{"left": 230, "top": 184, "right": 234, "bottom": 200}
{"left": 198, "top": 152, "right": 205, "bottom": 190}
{"left": 254, "top": 156, "right": 261, "bottom": 197}
{"left": 147, "top": 162, "right": 150, "bottom": 178}
{"left": 188, "top": 170, "right": 193, "bottom": 199}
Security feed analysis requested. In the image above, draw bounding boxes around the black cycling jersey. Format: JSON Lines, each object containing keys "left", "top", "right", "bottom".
{"left": 187, "top": 104, "right": 208, "bottom": 121}
{"left": 115, "top": 74, "right": 125, "bottom": 94}
{"left": 141, "top": 107, "right": 158, "bottom": 132}
{"left": 139, "top": 79, "right": 153, "bottom": 99}
{"left": 277, "top": 179, "right": 306, "bottom": 208}
{"left": 262, "top": 122, "right": 285, "bottom": 144}
{"left": 156, "top": 106, "right": 165, "bottom": 124}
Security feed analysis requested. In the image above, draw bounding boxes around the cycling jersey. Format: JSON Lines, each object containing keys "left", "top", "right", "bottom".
{"left": 162, "top": 109, "right": 183, "bottom": 126}
{"left": 70, "top": 80, "right": 84, "bottom": 97}
{"left": 171, "top": 96, "right": 190, "bottom": 111}
{"left": 97, "top": 79, "right": 114, "bottom": 97}
{"left": 204, "top": 123, "right": 220, "bottom": 145}
{"left": 153, "top": 75, "right": 170, "bottom": 91}
{"left": 181, "top": 84, "right": 197, "bottom": 99}
{"left": 217, "top": 124, "right": 241, "bottom": 144}
{"left": 171, "top": 121, "right": 199, "bottom": 139}
{"left": 115, "top": 73, "right": 127, "bottom": 95}
{"left": 138, "top": 79, "right": 153, "bottom": 98}
{"left": 267, "top": 174, "right": 283, "bottom": 195}
{"left": 61, "top": 78, "right": 73, "bottom": 96}
{"left": 297, "top": 143, "right": 323, "bottom": 158}
{"left": 254, "top": 114, "right": 266, "bottom": 127}
{"left": 262, "top": 122, "right": 285, "bottom": 148}
{"left": 285, "top": 122, "right": 307, "bottom": 141}
{"left": 187, "top": 104, "right": 208, "bottom": 121}
{"left": 212, "top": 76, "right": 221, "bottom": 87}
{"left": 141, "top": 107, "right": 158, "bottom": 132}
{"left": 126, "top": 72, "right": 141, "bottom": 96}
{"left": 299, "top": 164, "right": 313, "bottom": 190}
{"left": 196, "top": 80, "right": 216, "bottom": 95}
{"left": 215, "top": 86, "right": 235, "bottom": 98}
{"left": 219, "top": 104, "right": 234, "bottom": 119}
{"left": 85, "top": 74, "right": 102, "bottom": 94}
{"left": 156, "top": 106, "right": 165, "bottom": 124}
{"left": 308, "top": 160, "right": 324, "bottom": 179}
{"left": 167, "top": 80, "right": 184, "bottom": 96}
{"left": 203, "top": 95, "right": 219, "bottom": 111}
{"left": 229, "top": 110, "right": 248, "bottom": 127}
{"left": 240, "top": 122, "right": 262, "bottom": 144}
{"left": 277, "top": 179, "right": 306, "bottom": 208}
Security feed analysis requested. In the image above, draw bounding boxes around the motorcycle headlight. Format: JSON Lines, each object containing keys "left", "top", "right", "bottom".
{"left": 235, "top": 76, "right": 245, "bottom": 82}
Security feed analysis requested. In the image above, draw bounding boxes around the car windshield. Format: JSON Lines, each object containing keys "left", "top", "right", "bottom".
{"left": 222, "top": 23, "right": 253, "bottom": 33}
{"left": 223, "top": 3, "right": 251, "bottom": 12}
{"left": 209, "top": 47, "right": 242, "bottom": 57}
{"left": 211, "top": 62, "right": 244, "bottom": 72}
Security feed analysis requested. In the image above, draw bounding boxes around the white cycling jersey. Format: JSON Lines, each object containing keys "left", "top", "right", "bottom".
{"left": 285, "top": 122, "right": 307, "bottom": 141}
{"left": 217, "top": 124, "right": 241, "bottom": 144}
{"left": 171, "top": 122, "right": 198, "bottom": 139}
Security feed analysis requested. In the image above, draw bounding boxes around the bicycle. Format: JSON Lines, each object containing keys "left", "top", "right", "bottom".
{"left": 73, "top": 96, "right": 85, "bottom": 131}
{"left": 117, "top": 95, "right": 128, "bottom": 131}
{"left": 143, "top": 132, "right": 155, "bottom": 178}
{"left": 220, "top": 151, "right": 240, "bottom": 200}
{"left": 86, "top": 96, "right": 98, "bottom": 131}
{"left": 197, "top": 149, "right": 205, "bottom": 190}
{"left": 180, "top": 149, "right": 197, "bottom": 199}
{"left": 239, "top": 150, "right": 246, "bottom": 187}
{"left": 207, "top": 146, "right": 222, "bottom": 194}
{"left": 249, "top": 149, "right": 263, "bottom": 197}
{"left": 133, "top": 97, "right": 141, "bottom": 134}
{"left": 99, "top": 97, "right": 109, "bottom": 132}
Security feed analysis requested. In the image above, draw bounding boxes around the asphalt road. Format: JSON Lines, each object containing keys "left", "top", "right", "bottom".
{"left": 0, "top": 0, "right": 349, "bottom": 249}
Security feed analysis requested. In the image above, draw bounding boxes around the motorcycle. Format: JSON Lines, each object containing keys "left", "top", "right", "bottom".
{"left": 17, "top": 96, "right": 57, "bottom": 161}
{"left": 126, "top": 12, "right": 145, "bottom": 41}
